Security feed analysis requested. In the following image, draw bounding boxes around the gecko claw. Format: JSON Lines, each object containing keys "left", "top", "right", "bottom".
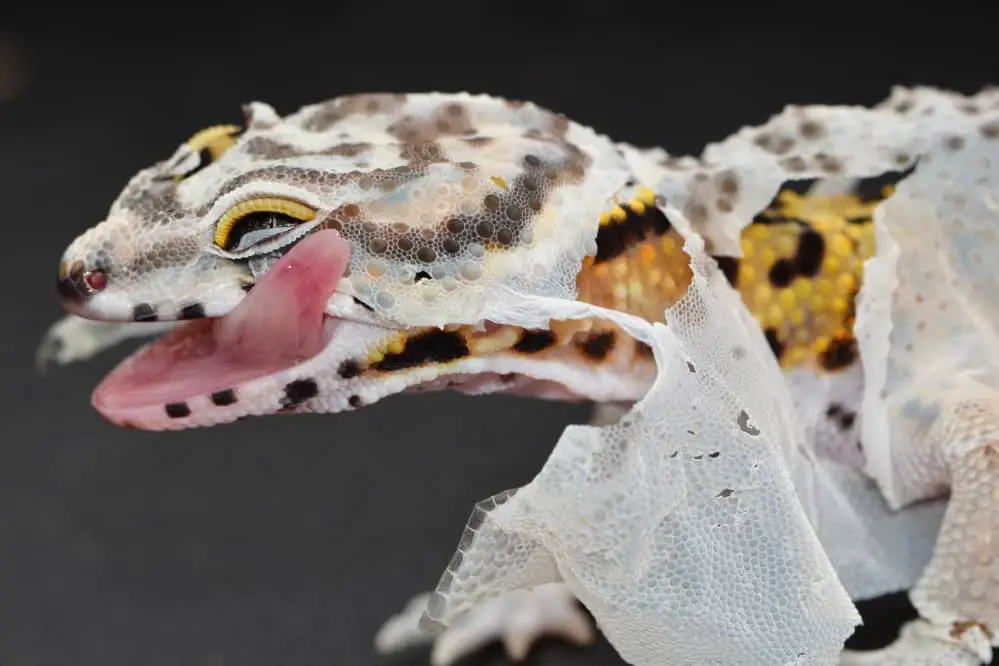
{"left": 376, "top": 584, "right": 595, "bottom": 666}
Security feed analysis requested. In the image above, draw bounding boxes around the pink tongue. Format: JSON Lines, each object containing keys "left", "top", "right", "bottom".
{"left": 92, "top": 229, "right": 351, "bottom": 413}
{"left": 215, "top": 228, "right": 350, "bottom": 364}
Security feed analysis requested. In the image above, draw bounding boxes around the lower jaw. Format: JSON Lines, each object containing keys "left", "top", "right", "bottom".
{"left": 90, "top": 315, "right": 345, "bottom": 430}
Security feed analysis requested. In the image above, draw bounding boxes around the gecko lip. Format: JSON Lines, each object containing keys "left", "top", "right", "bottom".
{"left": 91, "top": 230, "right": 351, "bottom": 416}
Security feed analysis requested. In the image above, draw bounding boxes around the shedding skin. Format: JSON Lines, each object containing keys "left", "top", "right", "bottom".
{"left": 40, "top": 87, "right": 999, "bottom": 665}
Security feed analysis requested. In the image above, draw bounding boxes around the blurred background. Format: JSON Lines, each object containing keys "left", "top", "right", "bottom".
{"left": 1, "top": 6, "right": 995, "bottom": 665}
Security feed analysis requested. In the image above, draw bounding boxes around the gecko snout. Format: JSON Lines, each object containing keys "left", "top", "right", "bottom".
{"left": 56, "top": 257, "right": 107, "bottom": 314}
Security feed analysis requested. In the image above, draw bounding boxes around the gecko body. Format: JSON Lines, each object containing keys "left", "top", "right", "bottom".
{"left": 43, "top": 89, "right": 999, "bottom": 665}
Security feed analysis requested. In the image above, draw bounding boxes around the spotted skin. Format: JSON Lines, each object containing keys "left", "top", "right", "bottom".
{"left": 46, "top": 89, "right": 999, "bottom": 663}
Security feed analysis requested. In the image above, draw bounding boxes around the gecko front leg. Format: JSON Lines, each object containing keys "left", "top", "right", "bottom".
{"left": 373, "top": 404, "right": 629, "bottom": 664}
{"left": 35, "top": 314, "right": 179, "bottom": 373}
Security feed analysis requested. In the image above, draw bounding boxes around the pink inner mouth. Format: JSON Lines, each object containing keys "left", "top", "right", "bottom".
{"left": 92, "top": 230, "right": 351, "bottom": 414}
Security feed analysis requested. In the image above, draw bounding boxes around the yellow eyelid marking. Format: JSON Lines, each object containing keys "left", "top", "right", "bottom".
{"left": 490, "top": 176, "right": 509, "bottom": 190}
{"left": 187, "top": 124, "right": 243, "bottom": 156}
{"left": 214, "top": 197, "right": 317, "bottom": 249}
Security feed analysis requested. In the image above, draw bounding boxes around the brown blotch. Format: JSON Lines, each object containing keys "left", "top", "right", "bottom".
{"left": 815, "top": 153, "right": 842, "bottom": 174}
{"left": 577, "top": 331, "right": 615, "bottom": 361}
{"left": 304, "top": 93, "right": 407, "bottom": 132}
{"left": 980, "top": 121, "right": 999, "bottom": 140}
{"left": 400, "top": 142, "right": 446, "bottom": 165}
{"left": 799, "top": 120, "right": 824, "bottom": 139}
{"left": 717, "top": 170, "right": 739, "bottom": 195}
{"left": 338, "top": 359, "right": 363, "bottom": 379}
{"left": 325, "top": 142, "right": 372, "bottom": 157}
{"left": 594, "top": 200, "right": 672, "bottom": 264}
{"left": 819, "top": 335, "right": 858, "bottom": 371}
{"left": 463, "top": 136, "right": 493, "bottom": 148}
{"left": 513, "top": 329, "right": 558, "bottom": 354}
{"left": 780, "top": 155, "right": 808, "bottom": 172}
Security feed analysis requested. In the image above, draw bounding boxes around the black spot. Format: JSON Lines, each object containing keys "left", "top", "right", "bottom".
{"left": 708, "top": 451, "right": 720, "bottom": 458}
{"left": 768, "top": 259, "right": 795, "bottom": 288}
{"left": 713, "top": 255, "right": 740, "bottom": 287}
{"left": 686, "top": 361, "right": 696, "bottom": 373}
{"left": 793, "top": 229, "right": 825, "bottom": 277}
{"left": 338, "top": 360, "right": 362, "bottom": 379}
{"left": 764, "top": 328, "right": 785, "bottom": 360}
{"left": 820, "top": 337, "right": 858, "bottom": 371}
{"left": 348, "top": 395, "right": 362, "bottom": 408}
{"left": 593, "top": 204, "right": 672, "bottom": 264}
{"left": 179, "top": 303, "right": 206, "bottom": 320}
{"left": 513, "top": 329, "right": 557, "bottom": 353}
{"left": 853, "top": 166, "right": 915, "bottom": 203}
{"left": 737, "top": 409, "right": 761, "bottom": 436}
{"left": 181, "top": 147, "right": 215, "bottom": 179}
{"left": 578, "top": 331, "right": 614, "bottom": 360}
{"left": 132, "top": 303, "right": 158, "bottom": 322}
{"left": 352, "top": 297, "right": 374, "bottom": 311}
{"left": 716, "top": 488, "right": 734, "bottom": 498}
{"left": 414, "top": 270, "right": 432, "bottom": 283}
{"left": 283, "top": 378, "right": 319, "bottom": 407}
{"left": 165, "top": 402, "right": 190, "bottom": 418}
{"left": 826, "top": 403, "right": 857, "bottom": 430}
{"left": 210, "top": 389, "right": 237, "bottom": 406}
{"left": 373, "top": 329, "right": 470, "bottom": 371}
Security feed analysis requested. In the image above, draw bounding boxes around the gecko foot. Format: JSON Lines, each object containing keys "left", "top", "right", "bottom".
{"left": 839, "top": 618, "right": 992, "bottom": 666}
{"left": 374, "top": 583, "right": 595, "bottom": 665}
{"left": 34, "top": 314, "right": 177, "bottom": 374}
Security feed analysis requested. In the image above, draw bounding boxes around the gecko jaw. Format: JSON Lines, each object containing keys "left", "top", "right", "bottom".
{"left": 90, "top": 229, "right": 359, "bottom": 429}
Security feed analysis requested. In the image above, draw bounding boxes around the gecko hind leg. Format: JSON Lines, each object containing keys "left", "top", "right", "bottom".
{"left": 843, "top": 397, "right": 999, "bottom": 665}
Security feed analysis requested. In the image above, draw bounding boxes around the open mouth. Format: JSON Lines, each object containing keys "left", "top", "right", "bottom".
{"left": 92, "top": 230, "right": 353, "bottom": 416}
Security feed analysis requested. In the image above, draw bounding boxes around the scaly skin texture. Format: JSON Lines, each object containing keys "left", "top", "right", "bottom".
{"left": 43, "top": 90, "right": 999, "bottom": 665}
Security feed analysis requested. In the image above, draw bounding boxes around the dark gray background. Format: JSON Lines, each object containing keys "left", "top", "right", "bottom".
{"left": 1, "top": 7, "right": 995, "bottom": 666}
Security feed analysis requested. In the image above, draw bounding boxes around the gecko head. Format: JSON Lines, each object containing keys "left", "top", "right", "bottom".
{"left": 56, "top": 93, "right": 657, "bottom": 430}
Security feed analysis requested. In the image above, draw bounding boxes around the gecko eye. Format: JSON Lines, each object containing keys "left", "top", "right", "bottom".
{"left": 177, "top": 124, "right": 244, "bottom": 180}
{"left": 214, "top": 197, "right": 319, "bottom": 254}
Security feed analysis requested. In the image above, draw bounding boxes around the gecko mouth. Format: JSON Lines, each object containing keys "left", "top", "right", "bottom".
{"left": 91, "top": 230, "right": 352, "bottom": 416}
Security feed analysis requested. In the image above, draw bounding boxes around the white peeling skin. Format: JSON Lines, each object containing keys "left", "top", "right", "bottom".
{"left": 854, "top": 133, "right": 999, "bottom": 656}
{"left": 421, "top": 225, "right": 860, "bottom": 666}
{"left": 41, "top": 86, "right": 999, "bottom": 663}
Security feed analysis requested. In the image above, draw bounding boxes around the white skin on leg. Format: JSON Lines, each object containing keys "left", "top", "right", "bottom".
{"left": 372, "top": 405, "right": 624, "bottom": 664}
